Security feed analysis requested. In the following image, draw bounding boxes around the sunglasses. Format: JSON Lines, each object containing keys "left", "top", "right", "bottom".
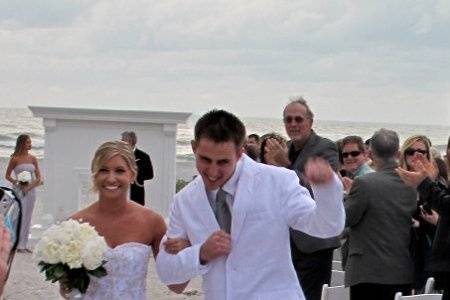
{"left": 342, "top": 151, "right": 361, "bottom": 158}
{"left": 283, "top": 116, "right": 305, "bottom": 124}
{"left": 405, "top": 148, "right": 427, "bottom": 156}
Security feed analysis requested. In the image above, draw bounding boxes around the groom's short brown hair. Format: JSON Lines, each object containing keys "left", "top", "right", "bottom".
{"left": 194, "top": 109, "right": 246, "bottom": 148}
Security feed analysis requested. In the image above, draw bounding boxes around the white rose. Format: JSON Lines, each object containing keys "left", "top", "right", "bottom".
{"left": 33, "top": 237, "right": 61, "bottom": 264}
{"left": 60, "top": 240, "right": 83, "bottom": 269}
{"left": 77, "top": 223, "right": 98, "bottom": 242}
{"left": 34, "top": 219, "right": 107, "bottom": 271}
{"left": 81, "top": 237, "right": 108, "bottom": 270}
{"left": 17, "top": 171, "right": 32, "bottom": 183}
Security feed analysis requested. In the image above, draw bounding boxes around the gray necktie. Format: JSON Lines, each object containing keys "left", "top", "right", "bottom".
{"left": 215, "top": 189, "right": 232, "bottom": 233}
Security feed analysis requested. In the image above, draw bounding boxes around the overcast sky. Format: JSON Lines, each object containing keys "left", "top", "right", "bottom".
{"left": 0, "top": 0, "right": 449, "bottom": 126}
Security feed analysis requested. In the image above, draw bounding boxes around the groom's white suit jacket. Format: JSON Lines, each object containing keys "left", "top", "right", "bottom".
{"left": 156, "top": 154, "right": 345, "bottom": 300}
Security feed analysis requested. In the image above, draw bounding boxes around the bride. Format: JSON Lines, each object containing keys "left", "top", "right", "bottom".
{"left": 63, "top": 141, "right": 187, "bottom": 299}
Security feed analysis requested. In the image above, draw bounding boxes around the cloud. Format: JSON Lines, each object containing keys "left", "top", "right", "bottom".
{"left": 0, "top": 0, "right": 449, "bottom": 126}
{"left": 0, "top": 0, "right": 91, "bottom": 28}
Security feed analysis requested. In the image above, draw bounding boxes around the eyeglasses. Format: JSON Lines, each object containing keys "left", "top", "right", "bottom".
{"left": 283, "top": 115, "right": 305, "bottom": 124}
{"left": 405, "top": 148, "right": 427, "bottom": 156}
{"left": 342, "top": 151, "right": 361, "bottom": 158}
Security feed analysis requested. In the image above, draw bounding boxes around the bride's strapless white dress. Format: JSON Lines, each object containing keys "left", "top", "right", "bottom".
{"left": 83, "top": 242, "right": 151, "bottom": 300}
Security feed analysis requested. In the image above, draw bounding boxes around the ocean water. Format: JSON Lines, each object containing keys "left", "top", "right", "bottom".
{"left": 0, "top": 108, "right": 449, "bottom": 160}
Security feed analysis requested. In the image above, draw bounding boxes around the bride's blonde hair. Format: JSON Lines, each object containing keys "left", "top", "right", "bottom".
{"left": 90, "top": 141, "right": 138, "bottom": 190}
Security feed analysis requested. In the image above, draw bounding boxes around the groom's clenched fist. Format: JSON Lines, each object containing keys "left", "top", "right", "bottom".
{"left": 200, "top": 230, "right": 231, "bottom": 264}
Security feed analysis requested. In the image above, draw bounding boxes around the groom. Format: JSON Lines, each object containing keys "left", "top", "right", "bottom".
{"left": 156, "top": 109, "right": 345, "bottom": 300}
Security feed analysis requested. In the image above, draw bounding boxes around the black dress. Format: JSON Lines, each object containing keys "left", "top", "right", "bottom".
{"left": 417, "top": 178, "right": 450, "bottom": 299}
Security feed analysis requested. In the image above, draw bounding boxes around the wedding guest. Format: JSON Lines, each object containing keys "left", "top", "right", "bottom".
{"left": 397, "top": 156, "right": 450, "bottom": 300}
{"left": 399, "top": 135, "right": 436, "bottom": 292}
{"left": 258, "top": 132, "right": 287, "bottom": 164}
{"left": 344, "top": 129, "right": 417, "bottom": 300}
{"left": 339, "top": 136, "right": 374, "bottom": 269}
{"left": 435, "top": 158, "right": 448, "bottom": 185}
{"left": 341, "top": 135, "right": 373, "bottom": 180}
{"left": 121, "top": 131, "right": 154, "bottom": 205}
{"left": 244, "top": 134, "right": 261, "bottom": 161}
{"left": 4, "top": 134, "right": 42, "bottom": 253}
{"left": 61, "top": 141, "right": 186, "bottom": 299}
{"left": 244, "top": 144, "right": 259, "bottom": 161}
{"left": 335, "top": 139, "right": 347, "bottom": 177}
{"left": 364, "top": 138, "right": 374, "bottom": 167}
{"left": 264, "top": 97, "right": 341, "bottom": 300}
{"left": 247, "top": 134, "right": 260, "bottom": 147}
{"left": 0, "top": 187, "right": 21, "bottom": 285}
{"left": 156, "top": 109, "right": 345, "bottom": 300}
{"left": 0, "top": 218, "right": 11, "bottom": 296}
{"left": 445, "top": 137, "right": 450, "bottom": 181}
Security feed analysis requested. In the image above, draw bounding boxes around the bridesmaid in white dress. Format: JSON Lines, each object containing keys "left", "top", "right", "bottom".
{"left": 62, "top": 141, "right": 188, "bottom": 299}
{"left": 5, "top": 134, "right": 42, "bottom": 253}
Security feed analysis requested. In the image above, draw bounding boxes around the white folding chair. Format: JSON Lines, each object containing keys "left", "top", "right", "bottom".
{"left": 332, "top": 260, "right": 343, "bottom": 271}
{"left": 394, "top": 292, "right": 442, "bottom": 300}
{"left": 333, "top": 248, "right": 342, "bottom": 261}
{"left": 424, "top": 277, "right": 436, "bottom": 294}
{"left": 331, "top": 270, "right": 345, "bottom": 286}
{"left": 320, "top": 284, "right": 349, "bottom": 300}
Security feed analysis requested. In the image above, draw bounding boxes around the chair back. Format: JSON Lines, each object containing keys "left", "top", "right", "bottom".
{"left": 320, "top": 284, "right": 349, "bottom": 300}
{"left": 424, "top": 277, "right": 435, "bottom": 294}
{"left": 332, "top": 260, "right": 343, "bottom": 271}
{"left": 333, "top": 248, "right": 342, "bottom": 260}
{"left": 394, "top": 292, "right": 442, "bottom": 300}
{"left": 331, "top": 270, "right": 345, "bottom": 286}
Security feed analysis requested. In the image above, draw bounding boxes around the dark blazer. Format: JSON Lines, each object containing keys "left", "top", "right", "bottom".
{"left": 289, "top": 130, "right": 341, "bottom": 253}
{"left": 344, "top": 162, "right": 417, "bottom": 286}
{"left": 130, "top": 148, "right": 154, "bottom": 205}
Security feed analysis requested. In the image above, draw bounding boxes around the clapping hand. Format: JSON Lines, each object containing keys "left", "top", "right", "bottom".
{"left": 341, "top": 176, "right": 353, "bottom": 194}
{"left": 412, "top": 155, "right": 438, "bottom": 179}
{"left": 396, "top": 155, "right": 438, "bottom": 188}
{"left": 264, "top": 138, "right": 290, "bottom": 167}
{"left": 420, "top": 206, "right": 439, "bottom": 226}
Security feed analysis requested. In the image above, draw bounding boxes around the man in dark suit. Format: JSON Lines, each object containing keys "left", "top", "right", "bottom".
{"left": 344, "top": 129, "right": 417, "bottom": 300}
{"left": 121, "top": 131, "right": 154, "bottom": 206}
{"left": 265, "top": 97, "right": 341, "bottom": 300}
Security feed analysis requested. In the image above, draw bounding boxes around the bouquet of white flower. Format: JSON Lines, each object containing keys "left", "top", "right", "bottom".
{"left": 17, "top": 171, "right": 32, "bottom": 185}
{"left": 33, "top": 219, "right": 108, "bottom": 295}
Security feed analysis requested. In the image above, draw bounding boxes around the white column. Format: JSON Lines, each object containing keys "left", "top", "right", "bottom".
{"left": 160, "top": 124, "right": 178, "bottom": 216}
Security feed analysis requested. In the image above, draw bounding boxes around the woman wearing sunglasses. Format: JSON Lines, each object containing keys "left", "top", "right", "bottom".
{"left": 399, "top": 135, "right": 439, "bottom": 293}
{"left": 397, "top": 154, "right": 450, "bottom": 300}
{"left": 341, "top": 135, "right": 374, "bottom": 179}
{"left": 399, "top": 136, "right": 433, "bottom": 172}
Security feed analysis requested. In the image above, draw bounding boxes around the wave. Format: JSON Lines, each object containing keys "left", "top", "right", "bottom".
{"left": 176, "top": 139, "right": 192, "bottom": 146}
{"left": 176, "top": 153, "right": 195, "bottom": 162}
{"left": 6, "top": 132, "right": 44, "bottom": 140}
{"left": 0, "top": 134, "right": 16, "bottom": 142}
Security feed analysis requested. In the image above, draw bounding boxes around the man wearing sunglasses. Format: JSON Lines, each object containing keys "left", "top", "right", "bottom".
{"left": 265, "top": 97, "right": 341, "bottom": 300}
{"left": 344, "top": 129, "right": 417, "bottom": 300}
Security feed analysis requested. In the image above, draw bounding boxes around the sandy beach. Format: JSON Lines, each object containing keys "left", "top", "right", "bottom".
{"left": 0, "top": 158, "right": 203, "bottom": 299}
{"left": 3, "top": 251, "right": 203, "bottom": 300}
